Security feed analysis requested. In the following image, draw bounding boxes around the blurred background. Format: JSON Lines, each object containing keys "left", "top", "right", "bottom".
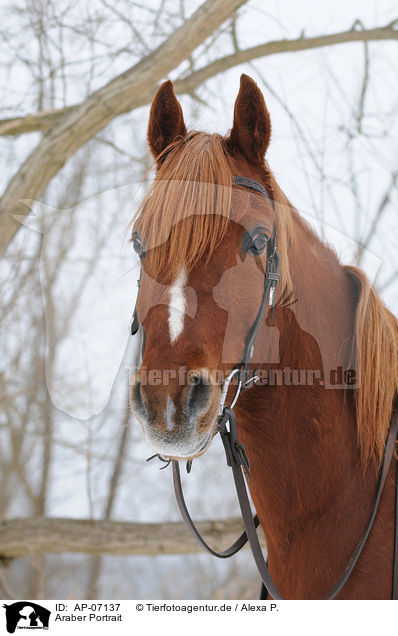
{"left": 0, "top": 0, "right": 397, "bottom": 599}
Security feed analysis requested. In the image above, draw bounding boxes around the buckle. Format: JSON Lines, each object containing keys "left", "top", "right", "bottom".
{"left": 218, "top": 368, "right": 242, "bottom": 416}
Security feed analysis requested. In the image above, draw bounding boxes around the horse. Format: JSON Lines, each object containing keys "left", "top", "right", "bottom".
{"left": 129, "top": 74, "right": 398, "bottom": 599}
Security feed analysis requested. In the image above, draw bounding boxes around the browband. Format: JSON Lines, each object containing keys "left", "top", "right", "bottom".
{"left": 232, "top": 175, "right": 273, "bottom": 207}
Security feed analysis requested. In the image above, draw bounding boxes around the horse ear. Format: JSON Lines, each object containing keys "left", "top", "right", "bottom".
{"left": 147, "top": 80, "right": 187, "bottom": 163}
{"left": 227, "top": 74, "right": 271, "bottom": 164}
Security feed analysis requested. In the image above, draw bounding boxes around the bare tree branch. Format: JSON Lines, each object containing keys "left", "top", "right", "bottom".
{"left": 355, "top": 171, "right": 398, "bottom": 265}
{"left": 0, "top": 107, "right": 76, "bottom": 136}
{"left": 86, "top": 408, "right": 132, "bottom": 597}
{"left": 0, "top": 517, "right": 265, "bottom": 557}
{"left": 177, "top": 20, "right": 398, "bottom": 93}
{"left": 0, "top": 0, "right": 247, "bottom": 256}
{"left": 1, "top": 21, "right": 397, "bottom": 138}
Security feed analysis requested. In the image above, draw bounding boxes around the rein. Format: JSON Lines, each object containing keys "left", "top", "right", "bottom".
{"left": 133, "top": 175, "right": 398, "bottom": 599}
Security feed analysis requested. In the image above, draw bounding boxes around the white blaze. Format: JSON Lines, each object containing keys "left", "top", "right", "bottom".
{"left": 168, "top": 267, "right": 187, "bottom": 343}
{"left": 164, "top": 395, "right": 176, "bottom": 431}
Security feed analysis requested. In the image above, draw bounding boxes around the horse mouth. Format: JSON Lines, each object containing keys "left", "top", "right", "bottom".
{"left": 157, "top": 418, "right": 219, "bottom": 461}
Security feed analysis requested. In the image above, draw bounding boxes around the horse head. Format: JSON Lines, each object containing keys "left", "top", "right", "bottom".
{"left": 130, "top": 75, "right": 280, "bottom": 459}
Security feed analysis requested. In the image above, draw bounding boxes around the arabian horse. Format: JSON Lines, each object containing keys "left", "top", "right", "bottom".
{"left": 130, "top": 74, "right": 398, "bottom": 599}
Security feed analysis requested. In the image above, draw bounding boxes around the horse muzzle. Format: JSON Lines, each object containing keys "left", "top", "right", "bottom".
{"left": 130, "top": 369, "right": 220, "bottom": 459}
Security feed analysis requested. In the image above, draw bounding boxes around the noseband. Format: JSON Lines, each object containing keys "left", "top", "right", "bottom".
{"left": 131, "top": 175, "right": 398, "bottom": 600}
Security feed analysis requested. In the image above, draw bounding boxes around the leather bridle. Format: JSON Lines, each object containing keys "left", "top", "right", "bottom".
{"left": 131, "top": 175, "right": 398, "bottom": 600}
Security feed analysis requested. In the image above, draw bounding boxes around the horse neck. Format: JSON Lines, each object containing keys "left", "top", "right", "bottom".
{"left": 236, "top": 214, "right": 380, "bottom": 594}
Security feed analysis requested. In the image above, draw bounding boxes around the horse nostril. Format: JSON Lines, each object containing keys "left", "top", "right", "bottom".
{"left": 186, "top": 374, "right": 211, "bottom": 416}
{"left": 131, "top": 379, "right": 147, "bottom": 421}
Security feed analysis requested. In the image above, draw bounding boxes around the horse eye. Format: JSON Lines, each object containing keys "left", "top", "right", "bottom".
{"left": 245, "top": 232, "right": 268, "bottom": 255}
{"left": 251, "top": 234, "right": 268, "bottom": 254}
{"left": 132, "top": 231, "right": 145, "bottom": 257}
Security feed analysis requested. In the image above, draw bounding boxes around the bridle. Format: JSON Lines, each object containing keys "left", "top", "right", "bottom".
{"left": 131, "top": 175, "right": 398, "bottom": 600}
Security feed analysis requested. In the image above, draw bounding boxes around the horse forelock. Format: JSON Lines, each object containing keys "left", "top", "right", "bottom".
{"left": 133, "top": 132, "right": 232, "bottom": 283}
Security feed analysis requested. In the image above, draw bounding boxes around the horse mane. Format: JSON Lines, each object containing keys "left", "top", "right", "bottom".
{"left": 344, "top": 265, "right": 398, "bottom": 468}
{"left": 270, "top": 178, "right": 398, "bottom": 469}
